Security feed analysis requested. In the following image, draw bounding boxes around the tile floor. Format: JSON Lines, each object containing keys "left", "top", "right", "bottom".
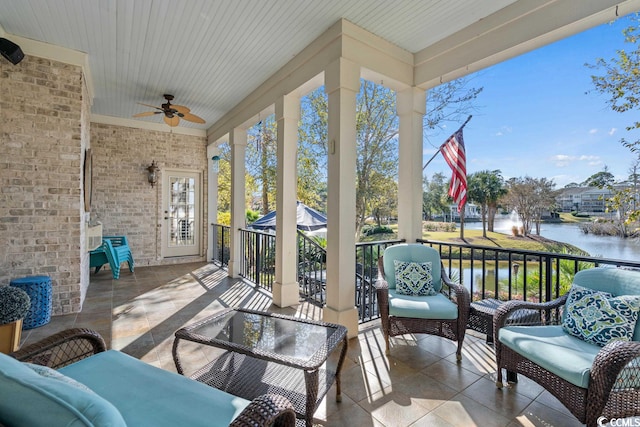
{"left": 20, "top": 262, "right": 585, "bottom": 427}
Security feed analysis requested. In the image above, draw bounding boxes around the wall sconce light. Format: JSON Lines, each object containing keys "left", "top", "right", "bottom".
{"left": 147, "top": 160, "right": 159, "bottom": 187}
{"left": 211, "top": 155, "right": 220, "bottom": 173}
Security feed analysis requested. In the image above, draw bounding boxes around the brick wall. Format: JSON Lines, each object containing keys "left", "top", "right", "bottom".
{"left": 0, "top": 55, "right": 85, "bottom": 315}
{"left": 89, "top": 123, "right": 207, "bottom": 267}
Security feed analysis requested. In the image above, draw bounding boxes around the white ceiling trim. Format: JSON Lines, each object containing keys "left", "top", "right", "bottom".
{"left": 91, "top": 114, "right": 207, "bottom": 138}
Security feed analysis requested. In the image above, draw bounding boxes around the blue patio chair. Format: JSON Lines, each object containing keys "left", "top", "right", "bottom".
{"left": 495, "top": 267, "right": 640, "bottom": 427}
{"left": 375, "top": 244, "right": 470, "bottom": 361}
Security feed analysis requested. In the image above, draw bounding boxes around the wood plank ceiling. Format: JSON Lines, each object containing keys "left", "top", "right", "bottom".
{"left": 0, "top": 0, "right": 602, "bottom": 131}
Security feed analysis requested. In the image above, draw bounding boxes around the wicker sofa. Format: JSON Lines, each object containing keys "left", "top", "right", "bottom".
{"left": 0, "top": 328, "right": 295, "bottom": 427}
{"left": 494, "top": 268, "right": 640, "bottom": 427}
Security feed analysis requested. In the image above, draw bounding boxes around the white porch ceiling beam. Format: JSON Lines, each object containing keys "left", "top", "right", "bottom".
{"left": 207, "top": 19, "right": 414, "bottom": 142}
{"left": 415, "top": 0, "right": 640, "bottom": 90}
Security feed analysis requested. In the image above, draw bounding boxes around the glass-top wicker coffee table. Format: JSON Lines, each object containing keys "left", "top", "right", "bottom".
{"left": 172, "top": 308, "right": 348, "bottom": 427}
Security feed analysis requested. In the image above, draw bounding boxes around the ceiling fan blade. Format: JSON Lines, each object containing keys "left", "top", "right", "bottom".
{"left": 164, "top": 115, "right": 180, "bottom": 127}
{"left": 181, "top": 112, "right": 206, "bottom": 124}
{"left": 133, "top": 111, "right": 161, "bottom": 118}
{"left": 137, "top": 102, "right": 163, "bottom": 110}
{"left": 171, "top": 104, "right": 190, "bottom": 114}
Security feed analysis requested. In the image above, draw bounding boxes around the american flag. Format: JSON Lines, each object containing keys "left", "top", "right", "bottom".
{"left": 440, "top": 128, "right": 467, "bottom": 212}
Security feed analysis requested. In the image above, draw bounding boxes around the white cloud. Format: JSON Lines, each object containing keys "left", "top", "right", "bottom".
{"left": 550, "top": 154, "right": 573, "bottom": 167}
{"left": 589, "top": 128, "right": 598, "bottom": 134}
{"left": 495, "top": 125, "right": 512, "bottom": 137}
{"left": 609, "top": 128, "right": 617, "bottom": 136}
{"left": 550, "top": 154, "right": 602, "bottom": 168}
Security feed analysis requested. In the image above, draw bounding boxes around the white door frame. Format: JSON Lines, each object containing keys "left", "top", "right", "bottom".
{"left": 162, "top": 169, "right": 202, "bottom": 258}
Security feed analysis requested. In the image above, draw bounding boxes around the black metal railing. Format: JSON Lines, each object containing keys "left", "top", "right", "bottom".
{"left": 297, "top": 230, "right": 327, "bottom": 307}
{"left": 354, "top": 239, "right": 404, "bottom": 322}
{"left": 211, "top": 224, "right": 640, "bottom": 324}
{"left": 239, "top": 228, "right": 276, "bottom": 292}
{"left": 418, "top": 238, "right": 640, "bottom": 302}
{"left": 211, "top": 223, "right": 230, "bottom": 266}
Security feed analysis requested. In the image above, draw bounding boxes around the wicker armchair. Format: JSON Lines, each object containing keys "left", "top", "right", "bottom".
{"left": 7, "top": 328, "right": 295, "bottom": 427}
{"left": 376, "top": 244, "right": 470, "bottom": 361}
{"left": 494, "top": 268, "right": 640, "bottom": 427}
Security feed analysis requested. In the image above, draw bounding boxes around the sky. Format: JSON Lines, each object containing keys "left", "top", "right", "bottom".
{"left": 423, "top": 13, "right": 640, "bottom": 188}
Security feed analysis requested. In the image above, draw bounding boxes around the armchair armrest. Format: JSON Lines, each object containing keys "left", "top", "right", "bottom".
{"left": 10, "top": 327, "right": 106, "bottom": 369}
{"left": 441, "top": 269, "right": 470, "bottom": 308}
{"left": 493, "top": 296, "right": 568, "bottom": 352}
{"left": 588, "top": 340, "right": 640, "bottom": 423}
{"left": 230, "top": 393, "right": 296, "bottom": 427}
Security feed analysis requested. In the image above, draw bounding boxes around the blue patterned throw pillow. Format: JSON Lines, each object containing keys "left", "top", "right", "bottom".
{"left": 562, "top": 284, "right": 640, "bottom": 347}
{"left": 393, "top": 260, "right": 437, "bottom": 296}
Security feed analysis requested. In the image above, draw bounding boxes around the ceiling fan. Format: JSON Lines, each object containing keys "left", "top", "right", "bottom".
{"left": 133, "top": 94, "right": 205, "bottom": 127}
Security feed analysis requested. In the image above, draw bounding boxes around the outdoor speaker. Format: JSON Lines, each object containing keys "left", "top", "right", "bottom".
{"left": 0, "top": 38, "right": 24, "bottom": 65}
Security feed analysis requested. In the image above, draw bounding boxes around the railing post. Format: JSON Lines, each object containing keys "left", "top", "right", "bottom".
{"left": 544, "top": 255, "right": 553, "bottom": 302}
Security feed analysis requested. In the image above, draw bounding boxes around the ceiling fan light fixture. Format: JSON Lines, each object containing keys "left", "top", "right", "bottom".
{"left": 133, "top": 94, "right": 205, "bottom": 127}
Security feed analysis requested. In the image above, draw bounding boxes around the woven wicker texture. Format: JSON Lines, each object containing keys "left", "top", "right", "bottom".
{"left": 10, "top": 327, "right": 105, "bottom": 368}
{"left": 173, "top": 308, "right": 347, "bottom": 427}
{"left": 494, "top": 297, "right": 640, "bottom": 427}
{"left": 468, "top": 298, "right": 540, "bottom": 344}
{"left": 376, "top": 255, "right": 470, "bottom": 361}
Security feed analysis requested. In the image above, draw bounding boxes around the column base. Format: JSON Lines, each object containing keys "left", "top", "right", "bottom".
{"left": 323, "top": 306, "right": 359, "bottom": 338}
{"left": 272, "top": 281, "right": 300, "bottom": 308}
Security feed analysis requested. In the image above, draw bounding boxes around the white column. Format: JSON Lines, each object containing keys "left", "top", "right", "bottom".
{"left": 273, "top": 94, "right": 301, "bottom": 307}
{"left": 228, "top": 128, "right": 247, "bottom": 278}
{"left": 397, "top": 87, "right": 426, "bottom": 242}
{"left": 323, "top": 58, "right": 360, "bottom": 338}
{"left": 206, "top": 143, "right": 220, "bottom": 261}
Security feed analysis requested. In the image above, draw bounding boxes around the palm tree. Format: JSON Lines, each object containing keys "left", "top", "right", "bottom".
{"left": 467, "top": 170, "right": 507, "bottom": 237}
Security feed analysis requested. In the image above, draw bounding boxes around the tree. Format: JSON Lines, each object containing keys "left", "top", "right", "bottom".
{"left": 502, "top": 177, "right": 557, "bottom": 236}
{"left": 587, "top": 14, "right": 640, "bottom": 152}
{"left": 467, "top": 170, "right": 507, "bottom": 237}
{"left": 422, "top": 172, "right": 450, "bottom": 220}
{"left": 564, "top": 182, "right": 582, "bottom": 188}
{"left": 246, "top": 118, "right": 277, "bottom": 214}
{"left": 583, "top": 167, "right": 615, "bottom": 188}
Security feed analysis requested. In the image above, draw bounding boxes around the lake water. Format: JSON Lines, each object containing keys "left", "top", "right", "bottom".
{"left": 464, "top": 219, "right": 640, "bottom": 261}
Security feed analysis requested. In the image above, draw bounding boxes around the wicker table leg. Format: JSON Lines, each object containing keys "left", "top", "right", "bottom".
{"left": 303, "top": 370, "right": 319, "bottom": 427}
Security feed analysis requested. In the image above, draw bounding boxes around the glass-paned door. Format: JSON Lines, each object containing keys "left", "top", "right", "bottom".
{"left": 163, "top": 170, "right": 201, "bottom": 257}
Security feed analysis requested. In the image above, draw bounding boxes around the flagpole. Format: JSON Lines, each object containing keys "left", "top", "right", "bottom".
{"left": 422, "top": 115, "right": 472, "bottom": 171}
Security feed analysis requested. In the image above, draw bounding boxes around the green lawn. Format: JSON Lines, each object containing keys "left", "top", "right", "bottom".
{"left": 361, "top": 222, "right": 587, "bottom": 255}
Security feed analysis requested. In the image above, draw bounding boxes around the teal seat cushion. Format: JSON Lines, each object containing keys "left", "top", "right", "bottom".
{"left": 388, "top": 290, "right": 458, "bottom": 320}
{"left": 383, "top": 244, "right": 442, "bottom": 292}
{"left": 60, "top": 350, "right": 250, "bottom": 427}
{"left": 499, "top": 325, "right": 601, "bottom": 388}
{"left": 0, "top": 352, "right": 126, "bottom": 427}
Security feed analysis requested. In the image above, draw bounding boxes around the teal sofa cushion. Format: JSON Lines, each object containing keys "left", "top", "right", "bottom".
{"left": 0, "top": 352, "right": 126, "bottom": 427}
{"left": 499, "top": 325, "right": 601, "bottom": 388}
{"left": 383, "top": 244, "right": 442, "bottom": 292}
{"left": 571, "top": 268, "right": 640, "bottom": 341}
{"left": 562, "top": 284, "right": 640, "bottom": 347}
{"left": 60, "top": 350, "right": 250, "bottom": 427}
{"left": 389, "top": 290, "right": 458, "bottom": 320}
{"left": 393, "top": 260, "right": 438, "bottom": 296}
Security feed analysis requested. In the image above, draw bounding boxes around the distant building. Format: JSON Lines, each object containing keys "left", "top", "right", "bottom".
{"left": 556, "top": 184, "right": 633, "bottom": 213}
